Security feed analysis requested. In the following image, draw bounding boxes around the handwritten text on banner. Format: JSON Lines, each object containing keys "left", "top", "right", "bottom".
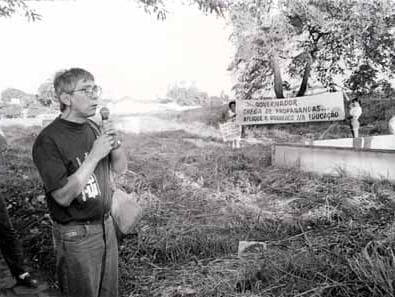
{"left": 236, "top": 92, "right": 345, "bottom": 125}
{"left": 219, "top": 119, "right": 242, "bottom": 142}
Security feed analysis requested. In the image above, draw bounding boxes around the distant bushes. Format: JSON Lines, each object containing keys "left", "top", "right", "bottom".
{"left": 165, "top": 83, "right": 228, "bottom": 107}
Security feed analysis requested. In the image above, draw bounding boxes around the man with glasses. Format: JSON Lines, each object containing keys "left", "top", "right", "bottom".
{"left": 32, "top": 68, "right": 127, "bottom": 297}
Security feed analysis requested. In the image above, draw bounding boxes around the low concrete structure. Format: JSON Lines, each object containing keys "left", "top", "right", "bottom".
{"left": 307, "top": 135, "right": 395, "bottom": 150}
{"left": 272, "top": 135, "right": 395, "bottom": 182}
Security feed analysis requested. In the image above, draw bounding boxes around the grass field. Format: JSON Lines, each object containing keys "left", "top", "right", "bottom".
{"left": 1, "top": 100, "right": 395, "bottom": 297}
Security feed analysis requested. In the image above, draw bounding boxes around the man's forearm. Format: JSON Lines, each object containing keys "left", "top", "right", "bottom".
{"left": 51, "top": 153, "right": 101, "bottom": 207}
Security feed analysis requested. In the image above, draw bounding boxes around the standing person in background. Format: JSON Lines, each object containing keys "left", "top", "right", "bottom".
{"left": 32, "top": 68, "right": 127, "bottom": 297}
{"left": 388, "top": 115, "right": 395, "bottom": 135}
{"left": 220, "top": 100, "right": 236, "bottom": 123}
{"left": 227, "top": 100, "right": 236, "bottom": 120}
{"left": 219, "top": 100, "right": 241, "bottom": 149}
{"left": 348, "top": 98, "right": 362, "bottom": 138}
{"left": 0, "top": 196, "right": 39, "bottom": 288}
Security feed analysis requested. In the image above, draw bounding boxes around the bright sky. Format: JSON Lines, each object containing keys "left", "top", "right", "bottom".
{"left": 0, "top": 0, "right": 235, "bottom": 100}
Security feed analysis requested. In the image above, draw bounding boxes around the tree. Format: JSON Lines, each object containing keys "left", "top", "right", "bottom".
{"left": 1, "top": 0, "right": 228, "bottom": 21}
{"left": 1, "top": 87, "right": 26, "bottom": 102}
{"left": 37, "top": 80, "right": 56, "bottom": 107}
{"left": 228, "top": 0, "right": 294, "bottom": 99}
{"left": 166, "top": 82, "right": 209, "bottom": 106}
{"left": 138, "top": 0, "right": 228, "bottom": 19}
{"left": 0, "top": 0, "right": 40, "bottom": 20}
{"left": 1, "top": 87, "right": 35, "bottom": 107}
{"left": 228, "top": 0, "right": 395, "bottom": 99}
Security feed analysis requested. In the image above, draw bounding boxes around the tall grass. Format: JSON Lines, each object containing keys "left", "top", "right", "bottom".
{"left": 1, "top": 121, "right": 395, "bottom": 296}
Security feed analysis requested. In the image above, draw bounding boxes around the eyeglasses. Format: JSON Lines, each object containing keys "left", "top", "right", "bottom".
{"left": 69, "top": 85, "right": 102, "bottom": 97}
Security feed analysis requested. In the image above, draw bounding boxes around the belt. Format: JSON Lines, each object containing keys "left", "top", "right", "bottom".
{"left": 55, "top": 212, "right": 111, "bottom": 226}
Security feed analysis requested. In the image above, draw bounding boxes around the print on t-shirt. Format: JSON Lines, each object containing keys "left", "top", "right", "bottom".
{"left": 76, "top": 153, "right": 101, "bottom": 202}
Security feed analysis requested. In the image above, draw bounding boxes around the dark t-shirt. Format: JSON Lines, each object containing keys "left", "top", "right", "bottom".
{"left": 32, "top": 117, "right": 113, "bottom": 224}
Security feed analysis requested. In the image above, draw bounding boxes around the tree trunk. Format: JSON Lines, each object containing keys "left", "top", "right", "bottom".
{"left": 296, "top": 55, "right": 312, "bottom": 97}
{"left": 271, "top": 55, "right": 284, "bottom": 98}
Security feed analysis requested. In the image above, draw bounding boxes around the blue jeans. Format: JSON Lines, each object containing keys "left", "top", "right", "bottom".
{"left": 52, "top": 216, "right": 118, "bottom": 297}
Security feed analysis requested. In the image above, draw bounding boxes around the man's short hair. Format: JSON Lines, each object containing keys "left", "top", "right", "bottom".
{"left": 54, "top": 68, "right": 94, "bottom": 111}
{"left": 228, "top": 100, "right": 236, "bottom": 108}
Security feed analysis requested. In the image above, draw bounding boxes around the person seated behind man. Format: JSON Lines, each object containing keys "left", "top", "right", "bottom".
{"left": 0, "top": 195, "right": 39, "bottom": 288}
{"left": 348, "top": 98, "right": 362, "bottom": 138}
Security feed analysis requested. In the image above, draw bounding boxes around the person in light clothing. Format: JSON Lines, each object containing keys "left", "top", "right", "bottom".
{"left": 388, "top": 116, "right": 395, "bottom": 135}
{"left": 220, "top": 100, "right": 241, "bottom": 149}
{"left": 348, "top": 98, "right": 362, "bottom": 138}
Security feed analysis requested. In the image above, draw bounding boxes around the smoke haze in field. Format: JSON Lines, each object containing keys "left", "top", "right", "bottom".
{"left": 0, "top": 0, "right": 234, "bottom": 100}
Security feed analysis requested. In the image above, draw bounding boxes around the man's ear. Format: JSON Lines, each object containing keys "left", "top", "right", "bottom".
{"left": 58, "top": 93, "right": 72, "bottom": 108}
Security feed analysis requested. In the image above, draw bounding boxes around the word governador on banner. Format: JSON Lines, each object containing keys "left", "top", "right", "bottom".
{"left": 237, "top": 92, "right": 346, "bottom": 125}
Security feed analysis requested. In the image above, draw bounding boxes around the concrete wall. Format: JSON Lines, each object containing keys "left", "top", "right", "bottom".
{"left": 308, "top": 135, "right": 395, "bottom": 150}
{"left": 273, "top": 143, "right": 395, "bottom": 182}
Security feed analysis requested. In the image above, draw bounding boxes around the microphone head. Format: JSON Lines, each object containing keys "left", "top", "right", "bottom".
{"left": 100, "top": 107, "right": 110, "bottom": 120}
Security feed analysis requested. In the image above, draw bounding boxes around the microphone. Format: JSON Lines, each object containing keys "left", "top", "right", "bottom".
{"left": 100, "top": 107, "right": 110, "bottom": 121}
{"left": 99, "top": 107, "right": 121, "bottom": 150}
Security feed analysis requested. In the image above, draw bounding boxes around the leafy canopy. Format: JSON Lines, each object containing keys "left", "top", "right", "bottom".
{"left": 228, "top": 0, "right": 395, "bottom": 98}
{"left": 0, "top": 0, "right": 228, "bottom": 20}
{"left": 0, "top": 0, "right": 40, "bottom": 20}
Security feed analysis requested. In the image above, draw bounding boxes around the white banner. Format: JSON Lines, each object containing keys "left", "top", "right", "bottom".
{"left": 219, "top": 119, "right": 242, "bottom": 142}
{"left": 236, "top": 92, "right": 345, "bottom": 125}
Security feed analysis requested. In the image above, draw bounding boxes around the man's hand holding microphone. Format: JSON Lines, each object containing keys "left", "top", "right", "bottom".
{"left": 90, "top": 107, "right": 122, "bottom": 162}
{"left": 100, "top": 107, "right": 122, "bottom": 150}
